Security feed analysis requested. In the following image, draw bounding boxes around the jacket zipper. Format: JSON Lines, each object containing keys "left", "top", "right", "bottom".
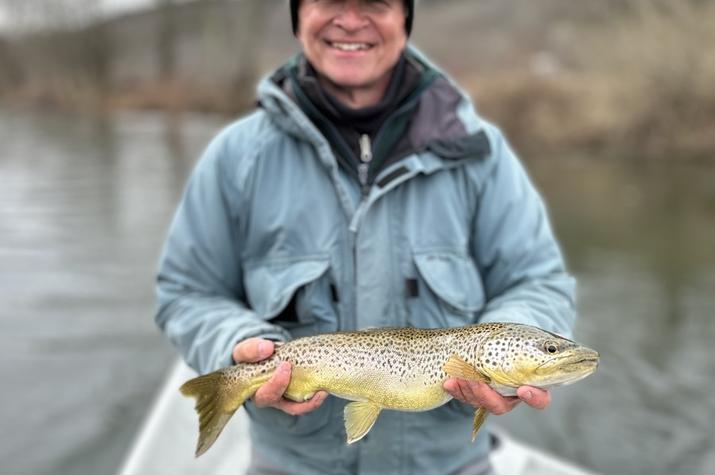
{"left": 352, "top": 134, "right": 373, "bottom": 329}
{"left": 358, "top": 133, "right": 373, "bottom": 195}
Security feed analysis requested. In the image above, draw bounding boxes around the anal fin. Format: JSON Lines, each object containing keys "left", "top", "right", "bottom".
{"left": 443, "top": 354, "right": 490, "bottom": 383}
{"left": 471, "top": 407, "right": 489, "bottom": 442}
{"left": 344, "top": 401, "right": 382, "bottom": 444}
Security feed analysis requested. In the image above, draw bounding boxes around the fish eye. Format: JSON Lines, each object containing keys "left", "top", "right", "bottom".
{"left": 543, "top": 341, "right": 559, "bottom": 354}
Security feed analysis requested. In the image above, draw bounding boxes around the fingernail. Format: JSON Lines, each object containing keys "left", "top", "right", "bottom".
{"left": 521, "top": 390, "right": 533, "bottom": 401}
{"left": 258, "top": 341, "right": 271, "bottom": 356}
{"left": 279, "top": 361, "right": 290, "bottom": 372}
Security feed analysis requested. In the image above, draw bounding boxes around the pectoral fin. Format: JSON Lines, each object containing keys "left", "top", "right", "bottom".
{"left": 471, "top": 407, "right": 489, "bottom": 442}
{"left": 443, "top": 354, "right": 490, "bottom": 383}
{"left": 344, "top": 401, "right": 382, "bottom": 444}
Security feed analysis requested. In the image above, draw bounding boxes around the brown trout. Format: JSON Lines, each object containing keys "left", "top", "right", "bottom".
{"left": 180, "top": 323, "right": 599, "bottom": 456}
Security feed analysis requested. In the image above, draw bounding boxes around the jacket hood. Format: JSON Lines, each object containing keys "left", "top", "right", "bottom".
{"left": 257, "top": 46, "right": 488, "bottom": 163}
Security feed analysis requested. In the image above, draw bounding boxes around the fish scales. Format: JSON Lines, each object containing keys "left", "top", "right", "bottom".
{"left": 180, "top": 322, "right": 599, "bottom": 456}
{"left": 272, "top": 326, "right": 493, "bottom": 410}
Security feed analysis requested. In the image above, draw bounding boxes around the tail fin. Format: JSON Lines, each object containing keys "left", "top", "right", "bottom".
{"left": 179, "top": 370, "right": 250, "bottom": 457}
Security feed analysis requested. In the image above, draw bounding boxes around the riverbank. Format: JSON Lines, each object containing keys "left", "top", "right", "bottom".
{"left": 1, "top": 0, "right": 713, "bottom": 158}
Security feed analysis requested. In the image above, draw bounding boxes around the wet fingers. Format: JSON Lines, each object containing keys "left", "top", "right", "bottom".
{"left": 277, "top": 391, "right": 328, "bottom": 416}
{"left": 443, "top": 378, "right": 468, "bottom": 402}
{"left": 517, "top": 386, "right": 551, "bottom": 410}
{"left": 464, "top": 381, "right": 520, "bottom": 415}
{"left": 234, "top": 338, "right": 275, "bottom": 363}
{"left": 254, "top": 362, "right": 291, "bottom": 407}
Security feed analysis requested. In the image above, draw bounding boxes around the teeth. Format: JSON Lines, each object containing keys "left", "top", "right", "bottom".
{"left": 331, "top": 42, "right": 370, "bottom": 51}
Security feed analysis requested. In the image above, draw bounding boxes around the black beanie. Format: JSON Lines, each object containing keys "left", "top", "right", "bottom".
{"left": 290, "top": 0, "right": 414, "bottom": 36}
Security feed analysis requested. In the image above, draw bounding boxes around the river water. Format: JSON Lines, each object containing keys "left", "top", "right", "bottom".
{"left": 0, "top": 107, "right": 713, "bottom": 475}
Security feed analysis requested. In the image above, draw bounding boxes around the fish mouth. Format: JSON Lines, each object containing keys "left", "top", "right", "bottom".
{"left": 573, "top": 356, "right": 600, "bottom": 366}
{"left": 549, "top": 347, "right": 599, "bottom": 364}
{"left": 535, "top": 349, "right": 600, "bottom": 379}
{"left": 564, "top": 353, "right": 600, "bottom": 366}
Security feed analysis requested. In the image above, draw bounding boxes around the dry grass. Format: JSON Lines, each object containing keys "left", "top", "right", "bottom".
{"left": 596, "top": 0, "right": 715, "bottom": 157}
{"left": 469, "top": 0, "right": 715, "bottom": 158}
{"left": 109, "top": 79, "right": 234, "bottom": 114}
{"left": 465, "top": 72, "right": 625, "bottom": 155}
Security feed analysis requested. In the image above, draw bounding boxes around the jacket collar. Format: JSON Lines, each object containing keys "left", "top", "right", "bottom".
{"left": 257, "top": 45, "right": 490, "bottom": 164}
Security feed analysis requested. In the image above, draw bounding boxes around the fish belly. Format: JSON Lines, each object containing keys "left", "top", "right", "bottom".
{"left": 287, "top": 365, "right": 451, "bottom": 411}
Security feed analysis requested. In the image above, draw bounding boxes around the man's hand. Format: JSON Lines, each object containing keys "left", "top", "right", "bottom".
{"left": 233, "top": 337, "right": 328, "bottom": 416}
{"left": 443, "top": 378, "right": 551, "bottom": 415}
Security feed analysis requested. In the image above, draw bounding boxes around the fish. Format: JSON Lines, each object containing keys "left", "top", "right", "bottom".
{"left": 180, "top": 322, "right": 599, "bottom": 456}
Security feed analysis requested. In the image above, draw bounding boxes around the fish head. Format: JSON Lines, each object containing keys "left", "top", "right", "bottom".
{"left": 478, "top": 324, "right": 599, "bottom": 391}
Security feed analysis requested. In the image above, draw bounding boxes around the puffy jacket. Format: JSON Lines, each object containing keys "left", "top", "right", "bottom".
{"left": 156, "top": 47, "right": 576, "bottom": 475}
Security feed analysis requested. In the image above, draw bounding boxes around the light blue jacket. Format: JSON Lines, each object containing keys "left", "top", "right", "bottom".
{"left": 156, "top": 48, "right": 576, "bottom": 475}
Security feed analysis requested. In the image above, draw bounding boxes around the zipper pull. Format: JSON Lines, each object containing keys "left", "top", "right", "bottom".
{"left": 359, "top": 134, "right": 372, "bottom": 163}
{"left": 358, "top": 134, "right": 372, "bottom": 189}
{"left": 358, "top": 164, "right": 369, "bottom": 189}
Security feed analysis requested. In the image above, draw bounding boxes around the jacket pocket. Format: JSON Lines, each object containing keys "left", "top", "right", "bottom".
{"left": 243, "top": 255, "right": 338, "bottom": 338}
{"left": 408, "top": 250, "right": 485, "bottom": 328}
{"left": 242, "top": 255, "right": 337, "bottom": 435}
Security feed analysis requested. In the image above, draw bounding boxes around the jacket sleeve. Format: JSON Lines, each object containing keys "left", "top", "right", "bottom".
{"left": 473, "top": 129, "right": 576, "bottom": 338}
{"left": 155, "top": 131, "right": 290, "bottom": 375}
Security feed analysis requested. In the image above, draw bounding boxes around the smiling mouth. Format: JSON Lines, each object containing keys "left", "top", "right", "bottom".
{"left": 325, "top": 40, "right": 374, "bottom": 52}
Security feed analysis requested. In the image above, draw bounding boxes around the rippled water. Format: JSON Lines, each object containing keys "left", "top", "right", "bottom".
{"left": 498, "top": 157, "right": 715, "bottom": 475}
{"left": 0, "top": 108, "right": 221, "bottom": 475}
{"left": 0, "top": 107, "right": 713, "bottom": 475}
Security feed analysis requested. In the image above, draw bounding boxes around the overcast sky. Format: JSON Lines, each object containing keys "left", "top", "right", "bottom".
{"left": 101, "top": 0, "right": 155, "bottom": 14}
{"left": 0, "top": 0, "right": 162, "bottom": 31}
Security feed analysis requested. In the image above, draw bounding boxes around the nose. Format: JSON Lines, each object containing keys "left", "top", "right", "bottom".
{"left": 333, "top": 2, "right": 369, "bottom": 31}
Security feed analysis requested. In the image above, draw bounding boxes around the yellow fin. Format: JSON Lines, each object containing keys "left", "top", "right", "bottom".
{"left": 180, "top": 370, "right": 249, "bottom": 457}
{"left": 443, "top": 354, "right": 490, "bottom": 383}
{"left": 471, "top": 407, "right": 489, "bottom": 442}
{"left": 344, "top": 401, "right": 382, "bottom": 444}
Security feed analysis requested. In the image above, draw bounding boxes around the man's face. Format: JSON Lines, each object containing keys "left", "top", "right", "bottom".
{"left": 296, "top": 0, "right": 408, "bottom": 93}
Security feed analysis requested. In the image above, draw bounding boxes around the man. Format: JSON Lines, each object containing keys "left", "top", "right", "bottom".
{"left": 156, "top": 1, "right": 576, "bottom": 474}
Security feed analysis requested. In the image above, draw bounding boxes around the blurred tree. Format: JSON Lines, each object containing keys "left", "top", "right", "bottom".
{"left": 81, "top": 18, "right": 114, "bottom": 98}
{"left": 156, "top": 0, "right": 178, "bottom": 82}
{"left": 0, "top": 0, "right": 114, "bottom": 105}
{"left": 154, "top": 0, "right": 180, "bottom": 111}
{"left": 0, "top": 36, "right": 24, "bottom": 91}
{"left": 229, "top": 0, "right": 269, "bottom": 112}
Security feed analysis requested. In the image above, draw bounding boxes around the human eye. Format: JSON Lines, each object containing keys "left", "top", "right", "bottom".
{"left": 363, "top": 0, "right": 393, "bottom": 13}
{"left": 314, "top": 0, "right": 343, "bottom": 12}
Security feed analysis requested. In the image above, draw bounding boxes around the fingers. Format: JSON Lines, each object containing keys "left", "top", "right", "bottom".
{"left": 443, "top": 379, "right": 552, "bottom": 414}
{"left": 233, "top": 338, "right": 275, "bottom": 363}
{"left": 254, "top": 361, "right": 292, "bottom": 407}
{"left": 443, "top": 378, "right": 468, "bottom": 402}
{"left": 463, "top": 380, "right": 520, "bottom": 415}
{"left": 443, "top": 378, "right": 521, "bottom": 415}
{"left": 275, "top": 391, "right": 329, "bottom": 416}
{"left": 253, "top": 361, "right": 328, "bottom": 415}
{"left": 517, "top": 385, "right": 551, "bottom": 410}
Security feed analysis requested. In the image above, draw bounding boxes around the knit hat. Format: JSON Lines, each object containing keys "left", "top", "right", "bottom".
{"left": 290, "top": 0, "right": 414, "bottom": 36}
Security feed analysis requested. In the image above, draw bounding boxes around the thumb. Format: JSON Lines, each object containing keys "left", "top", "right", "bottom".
{"left": 517, "top": 386, "right": 551, "bottom": 410}
{"left": 233, "top": 338, "right": 275, "bottom": 363}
